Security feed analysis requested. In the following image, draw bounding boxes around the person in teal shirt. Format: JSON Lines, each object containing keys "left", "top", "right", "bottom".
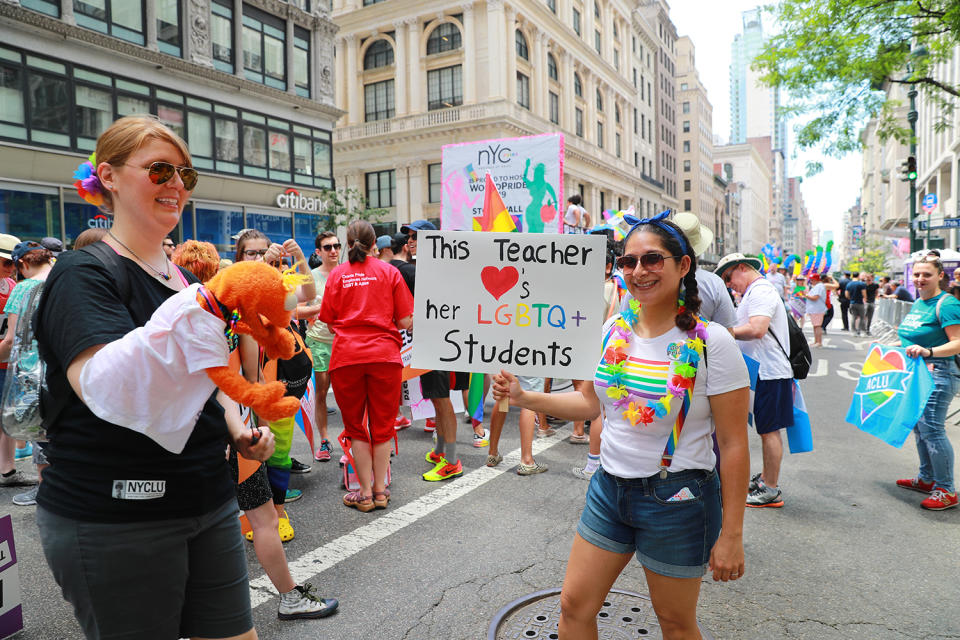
{"left": 896, "top": 255, "right": 960, "bottom": 510}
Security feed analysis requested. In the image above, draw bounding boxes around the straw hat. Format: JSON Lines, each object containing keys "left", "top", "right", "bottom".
{"left": 0, "top": 233, "right": 21, "bottom": 260}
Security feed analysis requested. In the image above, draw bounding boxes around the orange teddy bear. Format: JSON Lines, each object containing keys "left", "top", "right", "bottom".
{"left": 196, "top": 260, "right": 307, "bottom": 423}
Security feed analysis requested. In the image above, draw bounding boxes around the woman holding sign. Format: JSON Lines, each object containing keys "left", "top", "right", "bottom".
{"left": 493, "top": 213, "right": 750, "bottom": 639}
{"left": 897, "top": 255, "right": 960, "bottom": 510}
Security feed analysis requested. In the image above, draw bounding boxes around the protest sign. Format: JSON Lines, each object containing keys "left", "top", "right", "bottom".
{"left": 410, "top": 231, "right": 606, "bottom": 379}
{"left": 441, "top": 133, "right": 564, "bottom": 233}
{"left": 0, "top": 515, "right": 22, "bottom": 639}
{"left": 845, "top": 344, "right": 934, "bottom": 447}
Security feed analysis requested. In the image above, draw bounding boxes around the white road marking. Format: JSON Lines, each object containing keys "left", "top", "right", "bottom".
{"left": 838, "top": 362, "right": 864, "bottom": 381}
{"left": 808, "top": 359, "right": 828, "bottom": 377}
{"left": 248, "top": 428, "right": 571, "bottom": 607}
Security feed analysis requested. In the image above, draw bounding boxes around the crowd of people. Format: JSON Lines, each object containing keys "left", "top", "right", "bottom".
{"left": 0, "top": 115, "right": 956, "bottom": 640}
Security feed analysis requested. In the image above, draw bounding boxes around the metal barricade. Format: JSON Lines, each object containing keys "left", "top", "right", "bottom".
{"left": 875, "top": 298, "right": 913, "bottom": 329}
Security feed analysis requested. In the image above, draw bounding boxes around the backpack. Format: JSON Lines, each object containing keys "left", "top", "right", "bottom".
{"left": 769, "top": 311, "right": 812, "bottom": 380}
{"left": 259, "top": 322, "right": 313, "bottom": 401}
{"left": 1, "top": 282, "right": 48, "bottom": 441}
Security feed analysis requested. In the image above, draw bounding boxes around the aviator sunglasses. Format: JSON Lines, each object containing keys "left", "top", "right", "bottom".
{"left": 615, "top": 252, "right": 682, "bottom": 272}
{"left": 138, "top": 161, "right": 199, "bottom": 190}
{"left": 321, "top": 243, "right": 341, "bottom": 251}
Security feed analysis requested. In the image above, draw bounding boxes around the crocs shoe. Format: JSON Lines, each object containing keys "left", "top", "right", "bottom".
{"left": 314, "top": 440, "right": 332, "bottom": 462}
{"left": 278, "top": 583, "right": 339, "bottom": 620}
{"left": 486, "top": 453, "right": 503, "bottom": 467}
{"left": 342, "top": 490, "right": 374, "bottom": 512}
{"left": 423, "top": 458, "right": 462, "bottom": 481}
{"left": 473, "top": 428, "right": 489, "bottom": 448}
{"left": 425, "top": 449, "right": 444, "bottom": 464}
{"left": 424, "top": 418, "right": 436, "bottom": 433}
{"left": 285, "top": 488, "right": 303, "bottom": 503}
{"left": 278, "top": 509, "right": 295, "bottom": 542}
{"left": 395, "top": 415, "right": 411, "bottom": 430}
{"left": 517, "top": 461, "right": 548, "bottom": 476}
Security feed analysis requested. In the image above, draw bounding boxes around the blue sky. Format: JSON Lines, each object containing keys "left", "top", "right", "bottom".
{"left": 670, "top": 0, "right": 859, "bottom": 242}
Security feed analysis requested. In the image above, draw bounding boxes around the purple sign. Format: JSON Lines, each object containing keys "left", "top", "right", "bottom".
{"left": 0, "top": 515, "right": 22, "bottom": 639}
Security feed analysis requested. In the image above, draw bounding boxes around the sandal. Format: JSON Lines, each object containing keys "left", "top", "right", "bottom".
{"left": 343, "top": 490, "right": 375, "bottom": 512}
{"left": 486, "top": 453, "right": 503, "bottom": 467}
{"left": 278, "top": 509, "right": 295, "bottom": 542}
{"left": 373, "top": 489, "right": 390, "bottom": 509}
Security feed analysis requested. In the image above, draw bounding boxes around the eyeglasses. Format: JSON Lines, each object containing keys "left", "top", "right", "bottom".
{"left": 321, "top": 243, "right": 341, "bottom": 251}
{"left": 135, "top": 161, "right": 199, "bottom": 190}
{"left": 615, "top": 253, "right": 681, "bottom": 272}
{"left": 243, "top": 249, "right": 269, "bottom": 258}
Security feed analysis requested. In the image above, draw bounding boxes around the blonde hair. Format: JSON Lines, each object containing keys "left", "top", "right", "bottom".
{"left": 95, "top": 115, "right": 192, "bottom": 211}
{"left": 171, "top": 240, "right": 220, "bottom": 283}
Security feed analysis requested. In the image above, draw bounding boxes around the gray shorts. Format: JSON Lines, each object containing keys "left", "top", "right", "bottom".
{"left": 36, "top": 498, "right": 253, "bottom": 640}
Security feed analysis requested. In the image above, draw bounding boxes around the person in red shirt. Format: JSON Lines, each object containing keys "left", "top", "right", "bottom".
{"left": 319, "top": 220, "right": 414, "bottom": 511}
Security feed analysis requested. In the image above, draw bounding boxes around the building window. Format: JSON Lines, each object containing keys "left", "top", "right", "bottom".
{"left": 634, "top": 152, "right": 638, "bottom": 167}
{"left": 682, "top": 101, "right": 690, "bottom": 114}
{"left": 515, "top": 30, "right": 529, "bottom": 61}
{"left": 211, "top": 0, "right": 234, "bottom": 73}
{"left": 517, "top": 72, "right": 530, "bottom": 109}
{"left": 76, "top": 84, "right": 113, "bottom": 148}
{"left": 640, "top": 113, "right": 645, "bottom": 139}
{"left": 364, "top": 79, "right": 394, "bottom": 121}
{"left": 594, "top": 0, "right": 600, "bottom": 18}
{"left": 74, "top": 0, "right": 145, "bottom": 45}
{"left": 426, "top": 22, "right": 462, "bottom": 55}
{"left": 597, "top": 121, "right": 603, "bottom": 148}
{"left": 683, "top": 120, "right": 690, "bottom": 132}
{"left": 613, "top": 48, "right": 619, "bottom": 70}
{"left": 680, "top": 82, "right": 688, "bottom": 90}
{"left": 633, "top": 108, "right": 638, "bottom": 133}
{"left": 157, "top": 0, "right": 181, "bottom": 56}
{"left": 546, "top": 0, "right": 556, "bottom": 13}
{"left": 549, "top": 91, "right": 559, "bottom": 124}
{"left": 363, "top": 0, "right": 386, "bottom": 4}
{"left": 427, "top": 65, "right": 462, "bottom": 110}
{"left": 366, "top": 169, "right": 396, "bottom": 208}
{"left": 596, "top": 88, "right": 603, "bottom": 111}
{"left": 572, "top": 8, "right": 581, "bottom": 35}
{"left": 594, "top": 30, "right": 601, "bottom": 54}
{"left": 684, "top": 179, "right": 691, "bottom": 192}
{"left": 547, "top": 53, "right": 558, "bottom": 82}
{"left": 615, "top": 132, "right": 621, "bottom": 158}
{"left": 683, "top": 159, "right": 691, "bottom": 171}
{"left": 242, "top": 5, "right": 286, "bottom": 91}
{"left": 428, "top": 163, "right": 442, "bottom": 203}
{"left": 364, "top": 39, "right": 394, "bottom": 70}
{"left": 684, "top": 199, "right": 691, "bottom": 210}
{"left": 682, "top": 140, "right": 690, "bottom": 152}
{"left": 20, "top": 0, "right": 59, "bottom": 17}
{"left": 575, "top": 108, "right": 583, "bottom": 137}
{"left": 615, "top": 104, "right": 620, "bottom": 124}
{"left": 632, "top": 67, "right": 637, "bottom": 88}
{"left": 574, "top": 73, "right": 582, "bottom": 98}
{"left": 293, "top": 26, "right": 310, "bottom": 98}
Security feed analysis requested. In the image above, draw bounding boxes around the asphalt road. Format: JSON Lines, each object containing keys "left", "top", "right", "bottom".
{"left": 3, "top": 323, "right": 959, "bottom": 639}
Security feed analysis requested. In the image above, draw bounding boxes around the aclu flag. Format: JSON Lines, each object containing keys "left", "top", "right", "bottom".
{"left": 845, "top": 344, "right": 934, "bottom": 447}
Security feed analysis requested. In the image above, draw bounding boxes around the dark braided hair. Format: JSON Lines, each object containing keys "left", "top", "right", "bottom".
{"left": 630, "top": 220, "right": 702, "bottom": 331}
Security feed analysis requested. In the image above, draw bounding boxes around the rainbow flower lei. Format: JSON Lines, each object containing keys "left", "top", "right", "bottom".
{"left": 73, "top": 152, "right": 104, "bottom": 207}
{"left": 599, "top": 298, "right": 708, "bottom": 428}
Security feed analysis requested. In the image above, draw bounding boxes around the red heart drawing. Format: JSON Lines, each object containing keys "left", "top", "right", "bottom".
{"left": 481, "top": 266, "right": 520, "bottom": 301}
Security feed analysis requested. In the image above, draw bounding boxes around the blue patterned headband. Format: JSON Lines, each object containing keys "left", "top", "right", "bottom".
{"left": 623, "top": 210, "right": 689, "bottom": 256}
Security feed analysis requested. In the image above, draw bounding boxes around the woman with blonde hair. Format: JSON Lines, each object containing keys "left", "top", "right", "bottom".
{"left": 34, "top": 115, "right": 274, "bottom": 640}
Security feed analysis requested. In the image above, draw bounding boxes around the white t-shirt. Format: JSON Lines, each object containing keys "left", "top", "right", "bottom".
{"left": 736, "top": 277, "right": 792, "bottom": 380}
{"left": 696, "top": 268, "right": 736, "bottom": 328}
{"left": 806, "top": 282, "right": 827, "bottom": 315}
{"left": 564, "top": 204, "right": 585, "bottom": 232}
{"left": 594, "top": 319, "right": 749, "bottom": 478}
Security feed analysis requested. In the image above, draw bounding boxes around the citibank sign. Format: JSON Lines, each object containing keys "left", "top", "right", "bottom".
{"left": 87, "top": 214, "right": 112, "bottom": 229}
{"left": 276, "top": 188, "right": 326, "bottom": 212}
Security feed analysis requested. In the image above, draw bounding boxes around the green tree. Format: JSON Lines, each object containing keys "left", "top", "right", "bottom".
{"left": 319, "top": 187, "right": 388, "bottom": 230}
{"left": 755, "top": 0, "right": 960, "bottom": 164}
{"left": 843, "top": 239, "right": 890, "bottom": 274}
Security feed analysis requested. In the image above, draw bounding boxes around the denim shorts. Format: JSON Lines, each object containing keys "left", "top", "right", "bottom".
{"left": 577, "top": 467, "right": 722, "bottom": 578}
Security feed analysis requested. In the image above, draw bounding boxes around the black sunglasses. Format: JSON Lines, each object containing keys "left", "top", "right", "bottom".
{"left": 407, "top": 232, "right": 417, "bottom": 240}
{"left": 616, "top": 253, "right": 681, "bottom": 272}
{"left": 321, "top": 243, "right": 341, "bottom": 251}
{"left": 242, "top": 249, "right": 269, "bottom": 258}
{"left": 142, "top": 161, "right": 199, "bottom": 190}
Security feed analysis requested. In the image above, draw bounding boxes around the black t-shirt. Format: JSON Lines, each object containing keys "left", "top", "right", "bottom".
{"left": 837, "top": 278, "right": 850, "bottom": 301}
{"left": 864, "top": 282, "right": 880, "bottom": 303}
{"left": 34, "top": 250, "right": 234, "bottom": 523}
{"left": 389, "top": 259, "right": 416, "bottom": 295}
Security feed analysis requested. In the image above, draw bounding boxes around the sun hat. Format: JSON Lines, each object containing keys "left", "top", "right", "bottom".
{"left": 0, "top": 234, "right": 21, "bottom": 260}
{"left": 714, "top": 252, "right": 763, "bottom": 278}
{"left": 670, "top": 212, "right": 714, "bottom": 257}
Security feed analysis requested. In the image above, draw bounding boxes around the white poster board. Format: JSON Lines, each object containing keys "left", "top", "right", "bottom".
{"left": 410, "top": 231, "right": 606, "bottom": 379}
{"left": 441, "top": 133, "right": 564, "bottom": 233}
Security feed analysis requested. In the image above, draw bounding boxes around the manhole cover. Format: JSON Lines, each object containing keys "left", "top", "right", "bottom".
{"left": 488, "top": 588, "right": 714, "bottom": 639}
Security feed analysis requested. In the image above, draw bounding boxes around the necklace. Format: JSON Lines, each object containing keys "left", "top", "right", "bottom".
{"left": 107, "top": 230, "right": 171, "bottom": 281}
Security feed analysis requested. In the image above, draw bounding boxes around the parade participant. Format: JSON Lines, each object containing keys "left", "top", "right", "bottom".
{"left": 376, "top": 234, "right": 394, "bottom": 261}
{"left": 564, "top": 194, "right": 586, "bottom": 234}
{"left": 0, "top": 241, "right": 54, "bottom": 506}
{"left": 882, "top": 280, "right": 914, "bottom": 302}
{"left": 303, "top": 231, "right": 339, "bottom": 462}
{"left": 846, "top": 272, "right": 867, "bottom": 336}
{"left": 494, "top": 213, "right": 749, "bottom": 639}
{"left": 788, "top": 275, "right": 807, "bottom": 328}
{"left": 718, "top": 253, "right": 793, "bottom": 508}
{"left": 33, "top": 115, "right": 274, "bottom": 640}
{"left": 821, "top": 274, "right": 838, "bottom": 333}
{"left": 171, "top": 239, "right": 220, "bottom": 282}
{"left": 73, "top": 227, "right": 107, "bottom": 249}
{"left": 767, "top": 264, "right": 788, "bottom": 302}
{"left": 896, "top": 255, "right": 960, "bottom": 510}
{"left": 162, "top": 236, "right": 176, "bottom": 258}
{"left": 949, "top": 268, "right": 960, "bottom": 300}
{"left": 805, "top": 273, "right": 827, "bottom": 347}
{"left": 485, "top": 376, "right": 550, "bottom": 475}
{"left": 863, "top": 272, "right": 879, "bottom": 334}
{"left": 388, "top": 232, "right": 416, "bottom": 296}
{"left": 837, "top": 271, "right": 852, "bottom": 331}
{"left": 320, "top": 220, "right": 413, "bottom": 510}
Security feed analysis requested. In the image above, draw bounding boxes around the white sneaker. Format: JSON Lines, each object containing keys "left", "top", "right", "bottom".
{"left": 572, "top": 466, "right": 595, "bottom": 480}
{"left": 278, "top": 584, "right": 339, "bottom": 620}
{"left": 473, "top": 428, "right": 489, "bottom": 448}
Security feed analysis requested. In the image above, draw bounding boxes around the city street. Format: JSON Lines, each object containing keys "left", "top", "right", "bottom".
{"left": 4, "top": 325, "right": 960, "bottom": 640}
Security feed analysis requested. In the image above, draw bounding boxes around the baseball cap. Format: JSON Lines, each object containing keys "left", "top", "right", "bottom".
{"left": 400, "top": 220, "right": 438, "bottom": 234}
{"left": 11, "top": 241, "right": 44, "bottom": 264}
{"left": 391, "top": 232, "right": 408, "bottom": 253}
{"left": 0, "top": 233, "right": 21, "bottom": 260}
{"left": 376, "top": 234, "right": 392, "bottom": 250}
{"left": 40, "top": 236, "right": 64, "bottom": 255}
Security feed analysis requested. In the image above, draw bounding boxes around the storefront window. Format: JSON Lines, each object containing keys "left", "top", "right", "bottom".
{"left": 293, "top": 212, "right": 332, "bottom": 255}
{"left": 0, "top": 186, "right": 61, "bottom": 241}
{"left": 247, "top": 210, "right": 291, "bottom": 245}
{"left": 195, "top": 206, "right": 244, "bottom": 255}
{"left": 64, "top": 199, "right": 108, "bottom": 247}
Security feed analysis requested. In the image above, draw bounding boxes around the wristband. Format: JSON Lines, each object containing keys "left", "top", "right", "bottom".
{"left": 927, "top": 347, "right": 934, "bottom": 358}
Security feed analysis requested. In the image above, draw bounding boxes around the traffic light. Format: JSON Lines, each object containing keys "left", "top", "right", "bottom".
{"left": 907, "top": 156, "right": 917, "bottom": 181}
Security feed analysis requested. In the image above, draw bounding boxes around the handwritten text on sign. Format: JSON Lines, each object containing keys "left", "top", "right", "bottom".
{"left": 410, "top": 231, "right": 606, "bottom": 378}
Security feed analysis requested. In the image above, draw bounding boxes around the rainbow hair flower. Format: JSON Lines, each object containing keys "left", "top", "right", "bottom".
{"left": 73, "top": 152, "right": 104, "bottom": 207}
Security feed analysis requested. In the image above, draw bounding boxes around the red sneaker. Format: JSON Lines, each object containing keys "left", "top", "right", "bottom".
{"left": 395, "top": 415, "right": 411, "bottom": 430}
{"left": 921, "top": 488, "right": 958, "bottom": 510}
{"left": 425, "top": 449, "right": 444, "bottom": 464}
{"left": 424, "top": 418, "right": 436, "bottom": 433}
{"left": 896, "top": 477, "right": 935, "bottom": 493}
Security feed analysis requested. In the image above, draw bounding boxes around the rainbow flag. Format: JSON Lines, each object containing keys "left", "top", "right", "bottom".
{"left": 467, "top": 373, "right": 485, "bottom": 428}
{"left": 293, "top": 376, "right": 316, "bottom": 453}
{"left": 464, "top": 163, "right": 478, "bottom": 182}
{"left": 473, "top": 173, "right": 517, "bottom": 232}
